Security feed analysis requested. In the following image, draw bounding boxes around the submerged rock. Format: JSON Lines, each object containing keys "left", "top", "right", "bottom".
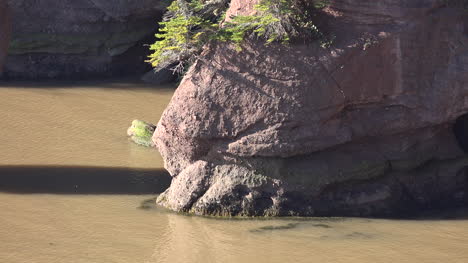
{"left": 250, "top": 223, "right": 300, "bottom": 233}
{"left": 154, "top": 0, "right": 468, "bottom": 217}
{"left": 138, "top": 197, "right": 158, "bottom": 210}
{"left": 127, "top": 120, "right": 156, "bottom": 147}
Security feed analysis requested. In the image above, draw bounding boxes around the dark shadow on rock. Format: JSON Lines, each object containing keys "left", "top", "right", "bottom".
{"left": 405, "top": 207, "right": 468, "bottom": 221}
{"left": 0, "top": 165, "right": 171, "bottom": 194}
{"left": 0, "top": 0, "right": 11, "bottom": 75}
{"left": 454, "top": 114, "right": 468, "bottom": 153}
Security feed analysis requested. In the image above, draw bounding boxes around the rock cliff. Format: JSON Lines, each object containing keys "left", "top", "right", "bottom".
{"left": 0, "top": 0, "right": 11, "bottom": 74}
{"left": 154, "top": 0, "right": 468, "bottom": 217}
{"left": 2, "top": 0, "right": 167, "bottom": 79}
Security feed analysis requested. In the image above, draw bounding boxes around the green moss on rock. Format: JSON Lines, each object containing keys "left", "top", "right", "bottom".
{"left": 127, "top": 119, "right": 156, "bottom": 147}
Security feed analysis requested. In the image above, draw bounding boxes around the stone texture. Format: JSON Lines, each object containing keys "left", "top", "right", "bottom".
{"left": 154, "top": 0, "right": 468, "bottom": 216}
{"left": 0, "top": 0, "right": 11, "bottom": 74}
{"left": 2, "top": 0, "right": 168, "bottom": 79}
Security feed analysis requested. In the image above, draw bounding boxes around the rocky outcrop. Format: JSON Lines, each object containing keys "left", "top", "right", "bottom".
{"left": 0, "top": 0, "right": 11, "bottom": 74}
{"left": 2, "top": 0, "right": 167, "bottom": 79}
{"left": 154, "top": 0, "right": 468, "bottom": 217}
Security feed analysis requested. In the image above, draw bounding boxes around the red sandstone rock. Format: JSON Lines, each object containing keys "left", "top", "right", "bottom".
{"left": 154, "top": 0, "right": 468, "bottom": 216}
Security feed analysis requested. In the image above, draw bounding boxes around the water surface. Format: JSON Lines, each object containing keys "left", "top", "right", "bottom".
{"left": 1, "top": 194, "right": 468, "bottom": 263}
{"left": 0, "top": 80, "right": 173, "bottom": 168}
{"left": 1, "top": 80, "right": 468, "bottom": 263}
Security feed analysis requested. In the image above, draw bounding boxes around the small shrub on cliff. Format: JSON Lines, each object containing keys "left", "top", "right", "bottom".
{"left": 217, "top": 0, "right": 320, "bottom": 48}
{"left": 147, "top": 0, "right": 329, "bottom": 72}
{"left": 147, "top": 0, "right": 226, "bottom": 71}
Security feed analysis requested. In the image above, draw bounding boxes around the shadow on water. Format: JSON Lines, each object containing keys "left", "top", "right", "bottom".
{"left": 0, "top": 165, "right": 171, "bottom": 194}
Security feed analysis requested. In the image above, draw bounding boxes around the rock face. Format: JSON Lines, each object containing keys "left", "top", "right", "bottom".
{"left": 2, "top": 0, "right": 167, "bottom": 79}
{"left": 154, "top": 0, "right": 468, "bottom": 217}
{"left": 0, "top": 0, "right": 11, "bottom": 74}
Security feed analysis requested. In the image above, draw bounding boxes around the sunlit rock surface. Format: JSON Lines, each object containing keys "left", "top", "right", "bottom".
{"left": 155, "top": 0, "right": 468, "bottom": 216}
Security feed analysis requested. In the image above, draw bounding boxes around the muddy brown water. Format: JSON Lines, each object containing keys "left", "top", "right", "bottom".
{"left": 1, "top": 80, "right": 468, "bottom": 263}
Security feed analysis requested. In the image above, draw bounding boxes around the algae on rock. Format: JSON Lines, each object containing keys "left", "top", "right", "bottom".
{"left": 127, "top": 119, "right": 156, "bottom": 147}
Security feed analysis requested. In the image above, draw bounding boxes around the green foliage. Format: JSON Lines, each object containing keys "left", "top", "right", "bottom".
{"left": 147, "top": 0, "right": 219, "bottom": 68}
{"left": 147, "top": 0, "right": 329, "bottom": 70}
{"left": 215, "top": 0, "right": 298, "bottom": 50}
{"left": 217, "top": 0, "right": 329, "bottom": 46}
{"left": 127, "top": 120, "right": 156, "bottom": 147}
{"left": 217, "top": 13, "right": 283, "bottom": 51}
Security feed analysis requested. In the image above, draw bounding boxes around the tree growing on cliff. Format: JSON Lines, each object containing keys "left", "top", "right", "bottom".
{"left": 147, "top": 0, "right": 229, "bottom": 72}
{"left": 147, "top": 0, "right": 328, "bottom": 73}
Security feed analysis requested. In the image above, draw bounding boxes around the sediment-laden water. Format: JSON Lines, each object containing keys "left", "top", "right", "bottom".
{"left": 0, "top": 80, "right": 173, "bottom": 168}
{"left": 1, "top": 80, "right": 467, "bottom": 263}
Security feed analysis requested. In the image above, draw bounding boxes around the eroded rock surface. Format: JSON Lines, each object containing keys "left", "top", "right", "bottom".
{"left": 154, "top": 0, "right": 468, "bottom": 216}
{"left": 2, "top": 0, "right": 167, "bottom": 79}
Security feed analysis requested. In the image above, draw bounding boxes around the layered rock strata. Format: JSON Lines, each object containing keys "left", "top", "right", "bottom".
{"left": 2, "top": 0, "right": 167, "bottom": 79}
